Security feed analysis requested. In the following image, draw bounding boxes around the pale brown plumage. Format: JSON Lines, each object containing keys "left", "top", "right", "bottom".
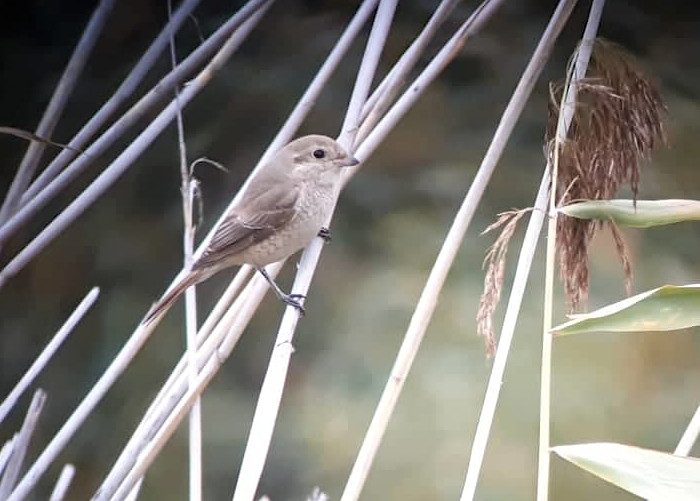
{"left": 144, "top": 135, "right": 358, "bottom": 323}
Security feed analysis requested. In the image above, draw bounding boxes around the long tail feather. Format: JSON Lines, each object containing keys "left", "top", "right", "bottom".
{"left": 143, "top": 271, "right": 201, "bottom": 325}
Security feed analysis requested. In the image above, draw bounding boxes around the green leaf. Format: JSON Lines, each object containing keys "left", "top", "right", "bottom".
{"left": 551, "top": 284, "right": 700, "bottom": 336}
{"left": 559, "top": 199, "right": 700, "bottom": 228}
{"left": 552, "top": 442, "right": 700, "bottom": 501}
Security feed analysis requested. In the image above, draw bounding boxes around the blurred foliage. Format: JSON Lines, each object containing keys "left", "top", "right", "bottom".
{"left": 1, "top": 1, "right": 699, "bottom": 500}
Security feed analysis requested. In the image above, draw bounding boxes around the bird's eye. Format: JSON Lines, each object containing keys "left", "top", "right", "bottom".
{"left": 312, "top": 149, "right": 326, "bottom": 159}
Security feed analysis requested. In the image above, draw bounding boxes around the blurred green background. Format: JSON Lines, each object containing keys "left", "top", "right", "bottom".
{"left": 1, "top": 0, "right": 699, "bottom": 499}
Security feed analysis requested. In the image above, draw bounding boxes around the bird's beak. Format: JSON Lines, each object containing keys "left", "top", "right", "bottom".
{"left": 344, "top": 156, "right": 360, "bottom": 167}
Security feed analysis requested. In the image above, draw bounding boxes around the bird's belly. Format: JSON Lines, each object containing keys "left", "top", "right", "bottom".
{"left": 238, "top": 196, "right": 331, "bottom": 267}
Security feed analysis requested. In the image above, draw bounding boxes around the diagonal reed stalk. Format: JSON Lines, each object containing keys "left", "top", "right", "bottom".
{"left": 0, "top": 442, "right": 13, "bottom": 480}
{"left": 0, "top": 0, "right": 116, "bottom": 227}
{"left": 0, "top": 0, "right": 270, "bottom": 273}
{"left": 536, "top": 3, "right": 606, "bottom": 500}
{"left": 355, "top": 0, "right": 462, "bottom": 146}
{"left": 460, "top": 3, "right": 605, "bottom": 499}
{"left": 340, "top": 1, "right": 577, "bottom": 499}
{"left": 103, "top": 270, "right": 281, "bottom": 501}
{"left": 674, "top": 405, "right": 700, "bottom": 456}
{"left": 47, "top": 465, "right": 75, "bottom": 501}
{"left": 462, "top": 176, "right": 550, "bottom": 500}
{"left": 95, "top": 1, "right": 381, "bottom": 498}
{"left": 0, "top": 288, "right": 99, "bottom": 427}
{"left": 3, "top": 6, "right": 274, "bottom": 500}
{"left": 234, "top": 1, "right": 518, "bottom": 499}
{"left": 139, "top": 0, "right": 379, "bottom": 323}
{"left": 98, "top": 1, "right": 507, "bottom": 498}
{"left": 15, "top": 0, "right": 204, "bottom": 205}
{"left": 0, "top": 2, "right": 620, "bottom": 500}
{"left": 231, "top": 0, "right": 402, "bottom": 498}
{"left": 0, "top": 390, "right": 46, "bottom": 500}
{"left": 357, "top": 0, "right": 462, "bottom": 128}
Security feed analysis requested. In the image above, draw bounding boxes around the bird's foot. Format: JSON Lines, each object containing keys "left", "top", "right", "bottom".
{"left": 317, "top": 227, "right": 332, "bottom": 243}
{"left": 282, "top": 293, "right": 306, "bottom": 316}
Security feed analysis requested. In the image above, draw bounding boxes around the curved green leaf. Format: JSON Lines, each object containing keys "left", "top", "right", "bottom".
{"left": 559, "top": 199, "right": 700, "bottom": 228}
{"left": 553, "top": 442, "right": 700, "bottom": 501}
{"left": 551, "top": 284, "right": 700, "bottom": 336}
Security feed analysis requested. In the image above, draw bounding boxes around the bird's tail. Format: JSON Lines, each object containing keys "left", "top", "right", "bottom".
{"left": 143, "top": 272, "right": 201, "bottom": 325}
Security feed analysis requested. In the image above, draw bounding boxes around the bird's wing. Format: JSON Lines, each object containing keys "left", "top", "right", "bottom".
{"left": 193, "top": 178, "right": 300, "bottom": 270}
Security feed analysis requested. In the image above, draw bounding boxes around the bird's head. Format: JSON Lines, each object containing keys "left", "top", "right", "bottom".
{"left": 284, "top": 135, "right": 359, "bottom": 181}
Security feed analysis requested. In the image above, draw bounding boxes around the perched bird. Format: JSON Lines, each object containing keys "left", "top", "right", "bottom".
{"left": 144, "top": 135, "right": 359, "bottom": 323}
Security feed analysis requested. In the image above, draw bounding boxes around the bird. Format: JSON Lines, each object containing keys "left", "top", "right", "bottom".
{"left": 144, "top": 135, "right": 359, "bottom": 324}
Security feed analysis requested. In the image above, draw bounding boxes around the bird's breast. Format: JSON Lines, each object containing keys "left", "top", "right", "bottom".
{"left": 237, "top": 182, "right": 336, "bottom": 266}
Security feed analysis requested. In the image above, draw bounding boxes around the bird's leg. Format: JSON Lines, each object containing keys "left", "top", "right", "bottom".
{"left": 256, "top": 266, "right": 306, "bottom": 316}
{"left": 317, "top": 226, "right": 332, "bottom": 243}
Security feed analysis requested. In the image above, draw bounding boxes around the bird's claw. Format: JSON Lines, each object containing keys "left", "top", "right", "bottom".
{"left": 283, "top": 293, "right": 306, "bottom": 316}
{"left": 317, "top": 227, "right": 332, "bottom": 243}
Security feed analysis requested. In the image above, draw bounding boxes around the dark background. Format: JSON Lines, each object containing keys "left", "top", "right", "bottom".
{"left": 1, "top": 1, "right": 699, "bottom": 499}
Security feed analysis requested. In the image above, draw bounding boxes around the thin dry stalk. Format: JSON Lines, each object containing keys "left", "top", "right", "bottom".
{"left": 101, "top": 2, "right": 380, "bottom": 493}
{"left": 477, "top": 209, "right": 529, "bottom": 355}
{"left": 233, "top": 1, "right": 398, "bottom": 498}
{"left": 0, "top": 390, "right": 46, "bottom": 500}
{"left": 109, "top": 267, "right": 251, "bottom": 494}
{"left": 99, "top": 271, "right": 277, "bottom": 501}
{"left": 0, "top": 128, "right": 84, "bottom": 155}
{"left": 106, "top": 0, "right": 502, "bottom": 497}
{"left": 149, "top": 0, "right": 379, "bottom": 315}
{"left": 463, "top": 1, "right": 607, "bottom": 499}
{"left": 460, "top": 175, "right": 550, "bottom": 500}
{"left": 94, "top": 267, "right": 277, "bottom": 500}
{"left": 338, "top": 0, "right": 398, "bottom": 150}
{"left": 355, "top": 0, "right": 463, "bottom": 145}
{"left": 48, "top": 465, "right": 75, "bottom": 501}
{"left": 0, "top": 0, "right": 270, "bottom": 271}
{"left": 675, "top": 405, "right": 700, "bottom": 457}
{"left": 167, "top": 0, "right": 203, "bottom": 496}
{"left": 0, "top": 288, "right": 99, "bottom": 426}
{"left": 344, "top": 0, "right": 575, "bottom": 499}
{"left": 0, "top": 0, "right": 115, "bottom": 225}
{"left": 346, "top": 0, "right": 503, "bottom": 182}
{"left": 144, "top": 266, "right": 254, "bottom": 416}
{"left": 537, "top": 4, "right": 607, "bottom": 500}
{"left": 3, "top": 11, "right": 274, "bottom": 499}
{"left": 98, "top": 1, "right": 379, "bottom": 491}
{"left": 307, "top": 487, "right": 328, "bottom": 501}
{"left": 17, "top": 0, "right": 205, "bottom": 204}
{"left": 109, "top": 358, "right": 220, "bottom": 501}
{"left": 123, "top": 483, "right": 141, "bottom": 501}
{"left": 0, "top": 440, "right": 13, "bottom": 478}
